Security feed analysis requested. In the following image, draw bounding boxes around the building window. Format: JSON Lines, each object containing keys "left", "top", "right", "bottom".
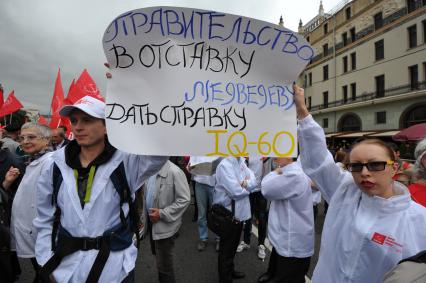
{"left": 374, "top": 12, "right": 383, "bottom": 30}
{"left": 350, "top": 27, "right": 356, "bottom": 43}
{"left": 343, "top": 56, "right": 348, "bottom": 73}
{"left": 323, "top": 91, "right": 329, "bottom": 108}
{"left": 350, "top": 52, "right": 356, "bottom": 70}
{"left": 304, "top": 74, "right": 307, "bottom": 88}
{"left": 307, "top": 36, "right": 310, "bottom": 42}
{"left": 375, "top": 39, "right": 384, "bottom": 61}
{"left": 407, "top": 0, "right": 416, "bottom": 13}
{"left": 346, "top": 7, "right": 351, "bottom": 20}
{"left": 343, "top": 85, "right": 348, "bottom": 103}
{"left": 424, "top": 62, "right": 426, "bottom": 81}
{"left": 409, "top": 65, "right": 419, "bottom": 89}
{"left": 423, "top": 20, "right": 426, "bottom": 43}
{"left": 376, "top": 111, "right": 386, "bottom": 124}
{"left": 308, "top": 73, "right": 312, "bottom": 86}
{"left": 308, "top": 97, "right": 312, "bottom": 109}
{"left": 324, "top": 23, "right": 328, "bottom": 34}
{"left": 408, "top": 25, "right": 417, "bottom": 48}
{"left": 323, "top": 65, "right": 329, "bottom": 80}
{"left": 350, "top": 83, "right": 356, "bottom": 101}
{"left": 342, "top": 32, "right": 348, "bottom": 47}
{"left": 375, "top": 75, "right": 385, "bottom": 98}
{"left": 323, "top": 118, "right": 329, "bottom": 128}
{"left": 323, "top": 43, "right": 329, "bottom": 56}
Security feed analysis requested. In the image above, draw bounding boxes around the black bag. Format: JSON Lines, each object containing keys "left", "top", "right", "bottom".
{"left": 207, "top": 201, "right": 241, "bottom": 237}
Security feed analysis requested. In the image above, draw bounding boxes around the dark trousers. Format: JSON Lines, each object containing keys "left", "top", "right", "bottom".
{"left": 0, "top": 251, "right": 21, "bottom": 283}
{"left": 154, "top": 237, "right": 176, "bottom": 283}
{"left": 266, "top": 248, "right": 310, "bottom": 283}
{"left": 122, "top": 270, "right": 135, "bottom": 283}
{"left": 218, "top": 222, "right": 243, "bottom": 283}
{"left": 148, "top": 219, "right": 176, "bottom": 283}
{"left": 30, "top": 257, "right": 42, "bottom": 283}
{"left": 243, "top": 192, "right": 267, "bottom": 245}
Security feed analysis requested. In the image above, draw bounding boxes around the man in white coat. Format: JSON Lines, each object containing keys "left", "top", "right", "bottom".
{"left": 34, "top": 96, "right": 167, "bottom": 283}
{"left": 258, "top": 157, "right": 314, "bottom": 283}
{"left": 213, "top": 157, "right": 257, "bottom": 283}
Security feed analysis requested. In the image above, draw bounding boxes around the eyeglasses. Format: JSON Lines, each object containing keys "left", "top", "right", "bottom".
{"left": 346, "top": 161, "right": 394, "bottom": 172}
{"left": 18, "top": 135, "right": 42, "bottom": 142}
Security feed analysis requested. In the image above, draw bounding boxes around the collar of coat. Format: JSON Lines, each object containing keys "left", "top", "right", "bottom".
{"left": 64, "top": 138, "right": 117, "bottom": 170}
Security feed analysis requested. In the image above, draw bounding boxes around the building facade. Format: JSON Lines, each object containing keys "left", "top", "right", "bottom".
{"left": 298, "top": 0, "right": 426, "bottom": 137}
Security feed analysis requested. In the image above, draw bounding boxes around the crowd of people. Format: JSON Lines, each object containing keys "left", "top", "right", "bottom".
{"left": 0, "top": 84, "right": 425, "bottom": 283}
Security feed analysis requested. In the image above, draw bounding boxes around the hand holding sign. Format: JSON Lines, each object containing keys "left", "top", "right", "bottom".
{"left": 103, "top": 7, "right": 313, "bottom": 157}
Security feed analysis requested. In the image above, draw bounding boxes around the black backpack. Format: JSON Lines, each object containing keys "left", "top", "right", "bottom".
{"left": 50, "top": 161, "right": 142, "bottom": 250}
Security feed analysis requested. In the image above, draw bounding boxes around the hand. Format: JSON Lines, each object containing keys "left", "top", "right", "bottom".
{"left": 240, "top": 180, "right": 247, "bottom": 188}
{"left": 274, "top": 167, "right": 283, "bottom": 175}
{"left": 104, "top": 62, "right": 112, "bottom": 79}
{"left": 149, "top": 208, "right": 160, "bottom": 223}
{"left": 2, "top": 166, "right": 20, "bottom": 190}
{"left": 292, "top": 84, "right": 309, "bottom": 120}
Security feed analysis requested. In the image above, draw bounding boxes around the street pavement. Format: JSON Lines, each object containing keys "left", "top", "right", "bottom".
{"left": 18, "top": 198, "right": 326, "bottom": 283}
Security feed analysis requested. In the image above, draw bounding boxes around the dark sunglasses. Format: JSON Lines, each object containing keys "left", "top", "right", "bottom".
{"left": 346, "top": 161, "right": 394, "bottom": 172}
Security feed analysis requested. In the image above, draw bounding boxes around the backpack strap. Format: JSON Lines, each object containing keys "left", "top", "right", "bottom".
{"left": 51, "top": 163, "right": 63, "bottom": 251}
{"left": 110, "top": 162, "right": 131, "bottom": 228}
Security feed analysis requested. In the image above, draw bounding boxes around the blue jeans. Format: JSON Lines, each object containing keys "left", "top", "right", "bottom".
{"left": 195, "top": 182, "right": 218, "bottom": 241}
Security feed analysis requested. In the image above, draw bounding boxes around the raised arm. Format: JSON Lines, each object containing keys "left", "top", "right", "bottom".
{"left": 293, "top": 85, "right": 352, "bottom": 202}
{"left": 125, "top": 155, "right": 169, "bottom": 193}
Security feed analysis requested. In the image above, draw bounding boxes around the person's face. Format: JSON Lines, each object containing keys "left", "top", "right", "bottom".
{"left": 70, "top": 110, "right": 106, "bottom": 148}
{"left": 19, "top": 128, "right": 49, "bottom": 155}
{"left": 349, "top": 143, "right": 398, "bottom": 198}
{"left": 51, "top": 129, "right": 63, "bottom": 144}
{"left": 421, "top": 154, "right": 426, "bottom": 169}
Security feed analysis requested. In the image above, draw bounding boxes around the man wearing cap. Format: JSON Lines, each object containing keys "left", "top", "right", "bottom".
{"left": 34, "top": 96, "right": 168, "bottom": 282}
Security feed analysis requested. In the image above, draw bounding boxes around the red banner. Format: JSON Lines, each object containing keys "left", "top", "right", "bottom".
{"left": 0, "top": 91, "right": 23, "bottom": 117}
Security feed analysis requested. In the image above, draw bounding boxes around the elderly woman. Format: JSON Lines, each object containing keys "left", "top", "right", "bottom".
{"left": 5, "top": 123, "right": 52, "bottom": 282}
{"left": 293, "top": 84, "right": 426, "bottom": 283}
{"left": 408, "top": 138, "right": 426, "bottom": 207}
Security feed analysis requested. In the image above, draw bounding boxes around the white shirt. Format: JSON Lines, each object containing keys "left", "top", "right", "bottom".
{"left": 189, "top": 156, "right": 216, "bottom": 186}
{"left": 261, "top": 162, "right": 314, "bottom": 258}
{"left": 213, "top": 157, "right": 256, "bottom": 221}
{"left": 34, "top": 148, "right": 167, "bottom": 283}
{"left": 298, "top": 115, "right": 426, "bottom": 283}
{"left": 11, "top": 152, "right": 53, "bottom": 258}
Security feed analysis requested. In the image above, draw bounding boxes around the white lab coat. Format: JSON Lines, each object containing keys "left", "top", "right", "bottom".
{"left": 11, "top": 152, "right": 54, "bottom": 258}
{"left": 248, "top": 156, "right": 263, "bottom": 192}
{"left": 213, "top": 157, "right": 256, "bottom": 221}
{"left": 298, "top": 115, "right": 426, "bottom": 283}
{"left": 34, "top": 147, "right": 167, "bottom": 283}
{"left": 261, "top": 162, "right": 314, "bottom": 258}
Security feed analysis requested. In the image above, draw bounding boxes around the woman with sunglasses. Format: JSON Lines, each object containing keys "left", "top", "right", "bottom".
{"left": 292, "top": 84, "right": 426, "bottom": 283}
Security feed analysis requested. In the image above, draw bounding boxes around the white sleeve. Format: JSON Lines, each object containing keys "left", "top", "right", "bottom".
{"left": 33, "top": 162, "right": 55, "bottom": 266}
{"left": 261, "top": 168, "right": 309, "bottom": 200}
{"left": 242, "top": 163, "right": 258, "bottom": 192}
{"left": 298, "top": 115, "right": 352, "bottom": 203}
{"left": 124, "top": 155, "right": 169, "bottom": 193}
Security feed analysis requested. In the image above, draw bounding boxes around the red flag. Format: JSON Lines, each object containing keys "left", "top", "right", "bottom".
{"left": 0, "top": 85, "right": 4, "bottom": 110}
{"left": 38, "top": 115, "right": 47, "bottom": 125}
{"left": 49, "top": 69, "right": 66, "bottom": 128}
{"left": 50, "top": 69, "right": 65, "bottom": 116}
{"left": 0, "top": 91, "right": 23, "bottom": 117}
{"left": 66, "top": 69, "right": 104, "bottom": 104}
{"left": 63, "top": 78, "right": 76, "bottom": 105}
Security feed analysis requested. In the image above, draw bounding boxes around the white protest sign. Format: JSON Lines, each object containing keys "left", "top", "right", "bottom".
{"left": 102, "top": 7, "right": 313, "bottom": 157}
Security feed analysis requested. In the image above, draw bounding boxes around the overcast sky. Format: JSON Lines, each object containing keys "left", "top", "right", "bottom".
{"left": 0, "top": 0, "right": 342, "bottom": 114}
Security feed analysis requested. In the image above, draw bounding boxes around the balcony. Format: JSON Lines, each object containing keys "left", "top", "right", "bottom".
{"left": 308, "top": 81, "right": 426, "bottom": 113}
